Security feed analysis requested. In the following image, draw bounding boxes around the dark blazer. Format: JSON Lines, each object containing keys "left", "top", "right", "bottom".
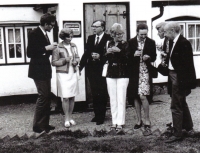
{"left": 127, "top": 36, "right": 156, "bottom": 95}
{"left": 79, "top": 33, "right": 112, "bottom": 75}
{"left": 167, "top": 35, "right": 196, "bottom": 91}
{"left": 104, "top": 40, "right": 130, "bottom": 78}
{"left": 27, "top": 27, "right": 52, "bottom": 80}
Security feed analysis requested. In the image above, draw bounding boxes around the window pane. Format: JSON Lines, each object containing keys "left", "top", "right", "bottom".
{"left": 15, "top": 29, "right": 21, "bottom": 43}
{"left": 8, "top": 29, "right": 14, "bottom": 43}
{"left": 196, "top": 38, "right": 200, "bottom": 52}
{"left": 196, "top": 25, "right": 200, "bottom": 37}
{"left": 0, "top": 45, "right": 2, "bottom": 59}
{"left": 188, "top": 25, "right": 195, "bottom": 38}
{"left": 180, "top": 25, "right": 184, "bottom": 35}
{"left": 188, "top": 39, "right": 195, "bottom": 51}
{"left": 9, "top": 44, "right": 15, "bottom": 58}
{"left": 0, "top": 29, "right": 1, "bottom": 43}
{"left": 16, "top": 44, "right": 22, "bottom": 58}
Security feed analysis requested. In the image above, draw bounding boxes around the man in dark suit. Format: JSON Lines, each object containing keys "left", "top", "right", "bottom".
{"left": 79, "top": 20, "right": 112, "bottom": 125}
{"left": 163, "top": 22, "right": 196, "bottom": 143}
{"left": 27, "top": 13, "right": 57, "bottom": 133}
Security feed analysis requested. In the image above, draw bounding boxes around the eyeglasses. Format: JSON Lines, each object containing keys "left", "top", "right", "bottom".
{"left": 91, "top": 26, "right": 102, "bottom": 28}
{"left": 116, "top": 33, "right": 123, "bottom": 36}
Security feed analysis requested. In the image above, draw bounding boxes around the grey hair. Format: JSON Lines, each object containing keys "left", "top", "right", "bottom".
{"left": 165, "top": 22, "right": 181, "bottom": 33}
{"left": 110, "top": 23, "right": 124, "bottom": 34}
{"left": 156, "top": 22, "right": 167, "bottom": 31}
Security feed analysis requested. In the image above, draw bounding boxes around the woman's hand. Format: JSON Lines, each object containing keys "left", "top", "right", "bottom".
{"left": 111, "top": 46, "right": 121, "bottom": 52}
{"left": 143, "top": 54, "right": 150, "bottom": 61}
{"left": 72, "top": 61, "right": 78, "bottom": 66}
{"left": 107, "top": 48, "right": 114, "bottom": 54}
{"left": 66, "top": 56, "right": 72, "bottom": 62}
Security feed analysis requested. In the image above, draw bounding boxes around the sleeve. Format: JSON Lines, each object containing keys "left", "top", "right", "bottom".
{"left": 51, "top": 48, "right": 66, "bottom": 66}
{"left": 149, "top": 40, "right": 157, "bottom": 62}
{"left": 27, "top": 31, "right": 47, "bottom": 58}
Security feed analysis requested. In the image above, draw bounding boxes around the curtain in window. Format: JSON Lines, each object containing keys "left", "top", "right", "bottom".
{"left": 196, "top": 25, "right": 200, "bottom": 52}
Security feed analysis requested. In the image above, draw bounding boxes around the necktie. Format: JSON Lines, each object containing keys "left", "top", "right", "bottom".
{"left": 166, "top": 41, "right": 169, "bottom": 53}
{"left": 45, "top": 33, "right": 50, "bottom": 44}
{"left": 95, "top": 36, "right": 99, "bottom": 46}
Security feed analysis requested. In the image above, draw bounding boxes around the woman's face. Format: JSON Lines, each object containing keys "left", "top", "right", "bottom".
{"left": 64, "top": 33, "right": 73, "bottom": 44}
{"left": 115, "top": 32, "right": 123, "bottom": 42}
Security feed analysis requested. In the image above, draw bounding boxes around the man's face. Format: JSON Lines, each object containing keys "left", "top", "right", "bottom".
{"left": 92, "top": 21, "right": 104, "bottom": 35}
{"left": 157, "top": 28, "right": 165, "bottom": 39}
{"left": 164, "top": 27, "right": 174, "bottom": 40}
{"left": 45, "top": 21, "right": 55, "bottom": 32}
{"left": 137, "top": 29, "right": 148, "bottom": 41}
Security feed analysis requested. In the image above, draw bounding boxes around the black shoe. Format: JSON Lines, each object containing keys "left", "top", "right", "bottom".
{"left": 165, "top": 135, "right": 182, "bottom": 143}
{"left": 33, "top": 127, "right": 50, "bottom": 133}
{"left": 96, "top": 121, "right": 104, "bottom": 125}
{"left": 134, "top": 121, "right": 143, "bottom": 129}
{"left": 91, "top": 117, "right": 97, "bottom": 122}
{"left": 47, "top": 125, "right": 55, "bottom": 130}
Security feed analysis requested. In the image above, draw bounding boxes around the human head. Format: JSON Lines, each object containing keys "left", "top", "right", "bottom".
{"left": 91, "top": 20, "right": 105, "bottom": 35}
{"left": 136, "top": 23, "right": 148, "bottom": 41}
{"left": 40, "top": 13, "right": 56, "bottom": 32}
{"left": 156, "top": 22, "right": 167, "bottom": 39}
{"left": 164, "top": 22, "right": 181, "bottom": 40}
{"left": 59, "top": 28, "right": 74, "bottom": 43}
{"left": 110, "top": 23, "right": 124, "bottom": 42}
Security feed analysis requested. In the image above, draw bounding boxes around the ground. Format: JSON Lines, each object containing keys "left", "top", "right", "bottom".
{"left": 0, "top": 87, "right": 200, "bottom": 152}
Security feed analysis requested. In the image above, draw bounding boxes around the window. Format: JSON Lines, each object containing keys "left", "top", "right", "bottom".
{"left": 186, "top": 23, "right": 200, "bottom": 53}
{"left": 0, "top": 24, "right": 39, "bottom": 65}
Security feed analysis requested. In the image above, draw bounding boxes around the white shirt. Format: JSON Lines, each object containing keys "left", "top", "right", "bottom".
{"left": 39, "top": 25, "right": 46, "bottom": 36}
{"left": 168, "top": 33, "right": 180, "bottom": 70}
{"left": 95, "top": 32, "right": 104, "bottom": 44}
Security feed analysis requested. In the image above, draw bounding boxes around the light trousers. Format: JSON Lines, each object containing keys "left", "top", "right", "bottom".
{"left": 106, "top": 78, "right": 129, "bottom": 125}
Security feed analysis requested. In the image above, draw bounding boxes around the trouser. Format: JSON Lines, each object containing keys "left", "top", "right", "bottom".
{"left": 106, "top": 78, "right": 129, "bottom": 125}
{"left": 33, "top": 79, "right": 51, "bottom": 129}
{"left": 88, "top": 75, "right": 108, "bottom": 121}
{"left": 169, "top": 70, "right": 193, "bottom": 136}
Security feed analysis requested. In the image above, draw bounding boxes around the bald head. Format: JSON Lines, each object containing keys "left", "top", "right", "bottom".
{"left": 164, "top": 22, "right": 181, "bottom": 40}
{"left": 156, "top": 22, "right": 167, "bottom": 39}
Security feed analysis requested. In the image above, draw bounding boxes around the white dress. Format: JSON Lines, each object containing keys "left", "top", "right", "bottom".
{"left": 57, "top": 45, "right": 79, "bottom": 98}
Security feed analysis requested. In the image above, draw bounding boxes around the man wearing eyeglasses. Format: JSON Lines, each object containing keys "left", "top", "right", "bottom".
{"left": 27, "top": 13, "right": 57, "bottom": 133}
{"left": 79, "top": 20, "right": 112, "bottom": 125}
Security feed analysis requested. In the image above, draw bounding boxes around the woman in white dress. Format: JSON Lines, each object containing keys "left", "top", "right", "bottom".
{"left": 52, "top": 28, "right": 80, "bottom": 128}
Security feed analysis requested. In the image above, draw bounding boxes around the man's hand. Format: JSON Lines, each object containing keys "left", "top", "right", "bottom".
{"left": 134, "top": 50, "right": 142, "bottom": 57}
{"left": 91, "top": 52, "right": 100, "bottom": 60}
{"left": 45, "top": 43, "right": 57, "bottom": 51}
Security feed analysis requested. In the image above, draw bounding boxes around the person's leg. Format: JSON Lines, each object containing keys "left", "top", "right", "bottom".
{"left": 134, "top": 96, "right": 142, "bottom": 125}
{"left": 33, "top": 79, "right": 51, "bottom": 131}
{"left": 140, "top": 95, "right": 151, "bottom": 125}
{"left": 62, "top": 98, "right": 70, "bottom": 122}
{"left": 68, "top": 97, "right": 75, "bottom": 121}
{"left": 117, "top": 78, "right": 129, "bottom": 126}
{"left": 106, "top": 78, "right": 117, "bottom": 125}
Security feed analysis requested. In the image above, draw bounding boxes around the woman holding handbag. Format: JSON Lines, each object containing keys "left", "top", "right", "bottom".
{"left": 104, "top": 23, "right": 129, "bottom": 133}
{"left": 52, "top": 28, "right": 80, "bottom": 128}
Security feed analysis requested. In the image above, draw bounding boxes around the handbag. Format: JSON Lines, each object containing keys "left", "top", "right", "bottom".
{"left": 102, "top": 62, "right": 108, "bottom": 77}
{"left": 149, "top": 64, "right": 158, "bottom": 78}
{"left": 157, "top": 63, "right": 168, "bottom": 76}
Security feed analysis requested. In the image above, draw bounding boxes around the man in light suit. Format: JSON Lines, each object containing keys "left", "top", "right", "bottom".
{"left": 27, "top": 13, "right": 57, "bottom": 133}
{"left": 79, "top": 20, "right": 112, "bottom": 125}
{"left": 163, "top": 22, "right": 196, "bottom": 143}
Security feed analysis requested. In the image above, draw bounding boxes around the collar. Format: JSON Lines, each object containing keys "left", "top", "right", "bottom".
{"left": 96, "top": 32, "right": 104, "bottom": 39}
{"left": 39, "top": 25, "right": 46, "bottom": 35}
{"left": 137, "top": 36, "right": 146, "bottom": 43}
{"left": 173, "top": 33, "right": 180, "bottom": 44}
{"left": 58, "top": 41, "right": 76, "bottom": 48}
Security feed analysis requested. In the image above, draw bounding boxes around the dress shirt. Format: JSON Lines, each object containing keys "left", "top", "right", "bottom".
{"left": 168, "top": 33, "right": 180, "bottom": 70}
{"left": 95, "top": 32, "right": 104, "bottom": 44}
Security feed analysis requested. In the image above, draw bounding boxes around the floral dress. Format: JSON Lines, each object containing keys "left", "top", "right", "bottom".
{"left": 138, "top": 41, "right": 150, "bottom": 95}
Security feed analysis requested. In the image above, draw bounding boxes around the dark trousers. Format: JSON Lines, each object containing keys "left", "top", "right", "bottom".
{"left": 88, "top": 74, "right": 107, "bottom": 122}
{"left": 169, "top": 70, "right": 193, "bottom": 136}
{"left": 33, "top": 79, "right": 51, "bottom": 129}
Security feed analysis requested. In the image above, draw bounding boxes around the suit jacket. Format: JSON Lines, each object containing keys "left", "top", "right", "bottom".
{"left": 127, "top": 36, "right": 156, "bottom": 95}
{"left": 167, "top": 34, "right": 196, "bottom": 91}
{"left": 79, "top": 33, "right": 112, "bottom": 76}
{"left": 27, "top": 27, "right": 52, "bottom": 80}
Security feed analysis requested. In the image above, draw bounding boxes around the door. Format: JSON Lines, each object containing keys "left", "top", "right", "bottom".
{"left": 83, "top": 3, "right": 130, "bottom": 104}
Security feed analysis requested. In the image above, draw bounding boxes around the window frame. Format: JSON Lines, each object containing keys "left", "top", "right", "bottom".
{"left": 0, "top": 27, "right": 6, "bottom": 64}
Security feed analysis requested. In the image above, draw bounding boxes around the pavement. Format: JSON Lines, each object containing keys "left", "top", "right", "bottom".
{"left": 0, "top": 87, "right": 199, "bottom": 141}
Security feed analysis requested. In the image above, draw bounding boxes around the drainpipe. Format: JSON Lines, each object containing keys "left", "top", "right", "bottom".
{"left": 151, "top": 6, "right": 164, "bottom": 38}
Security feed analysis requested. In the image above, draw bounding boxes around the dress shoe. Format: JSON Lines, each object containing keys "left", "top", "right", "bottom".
{"left": 69, "top": 119, "right": 76, "bottom": 126}
{"left": 47, "top": 125, "right": 55, "bottom": 130}
{"left": 91, "top": 117, "right": 97, "bottom": 122}
{"left": 134, "top": 121, "right": 143, "bottom": 129}
{"left": 64, "top": 121, "right": 70, "bottom": 128}
{"left": 165, "top": 135, "right": 182, "bottom": 143}
{"left": 33, "top": 127, "right": 50, "bottom": 133}
{"left": 96, "top": 121, "right": 104, "bottom": 125}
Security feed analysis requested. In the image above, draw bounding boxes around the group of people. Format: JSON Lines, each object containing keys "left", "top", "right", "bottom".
{"left": 27, "top": 13, "right": 196, "bottom": 143}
